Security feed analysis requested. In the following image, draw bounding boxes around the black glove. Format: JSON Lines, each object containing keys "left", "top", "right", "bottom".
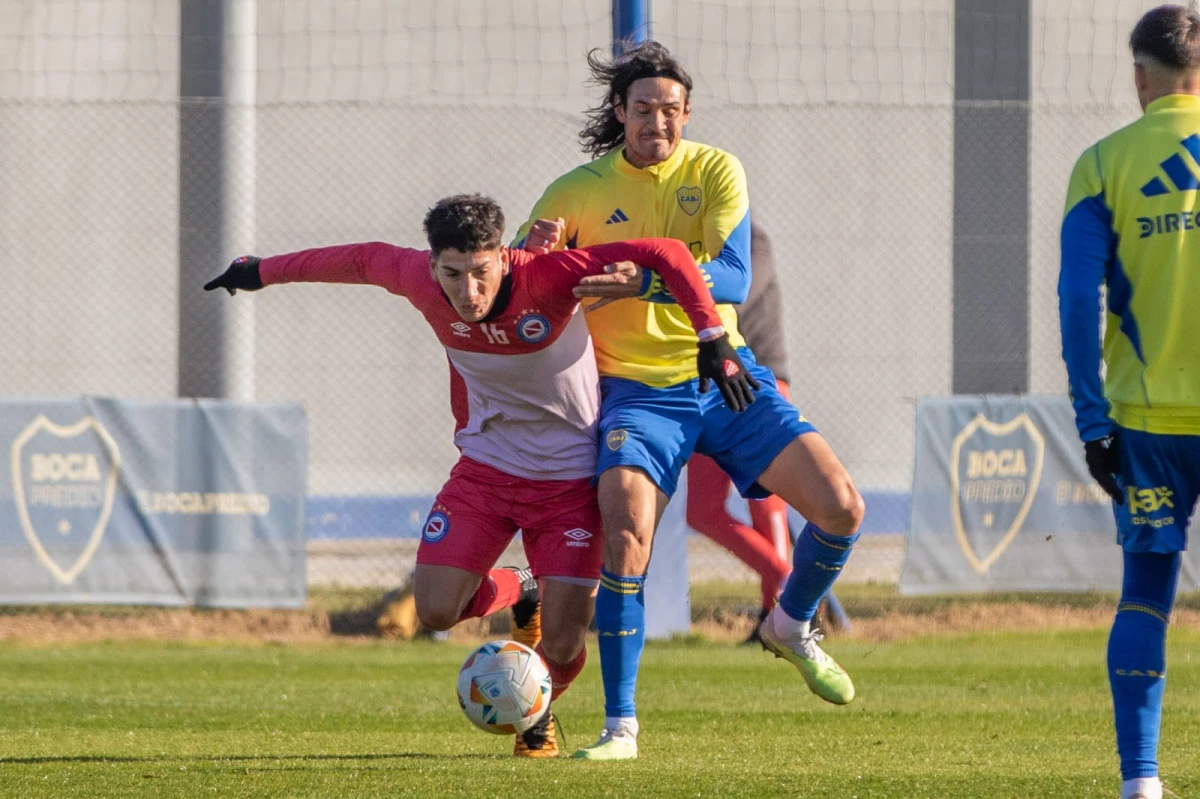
{"left": 697, "top": 335, "right": 761, "bottom": 413}
{"left": 1084, "top": 432, "right": 1124, "bottom": 504}
{"left": 204, "top": 256, "right": 263, "bottom": 296}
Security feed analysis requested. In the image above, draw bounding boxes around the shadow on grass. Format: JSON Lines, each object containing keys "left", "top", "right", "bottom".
{"left": 2, "top": 752, "right": 507, "bottom": 765}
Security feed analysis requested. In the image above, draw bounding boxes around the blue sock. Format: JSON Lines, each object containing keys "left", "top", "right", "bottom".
{"left": 595, "top": 569, "right": 646, "bottom": 719}
{"left": 778, "top": 523, "right": 858, "bottom": 623}
{"left": 1108, "top": 550, "right": 1181, "bottom": 780}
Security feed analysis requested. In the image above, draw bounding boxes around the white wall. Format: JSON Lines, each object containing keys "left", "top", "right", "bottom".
{"left": 0, "top": 0, "right": 1157, "bottom": 495}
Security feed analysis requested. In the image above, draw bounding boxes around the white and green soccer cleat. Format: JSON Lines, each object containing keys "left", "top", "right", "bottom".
{"left": 571, "top": 726, "right": 638, "bottom": 761}
{"left": 758, "top": 614, "right": 855, "bottom": 705}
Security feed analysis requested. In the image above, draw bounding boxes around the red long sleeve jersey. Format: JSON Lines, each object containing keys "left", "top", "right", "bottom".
{"left": 259, "top": 239, "right": 722, "bottom": 481}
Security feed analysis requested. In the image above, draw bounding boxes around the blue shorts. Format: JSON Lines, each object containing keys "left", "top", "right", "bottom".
{"left": 1115, "top": 427, "right": 1200, "bottom": 553}
{"left": 596, "top": 349, "right": 817, "bottom": 499}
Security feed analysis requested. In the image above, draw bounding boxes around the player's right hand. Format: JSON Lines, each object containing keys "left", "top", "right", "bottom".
{"left": 1084, "top": 432, "right": 1124, "bottom": 504}
{"left": 522, "top": 217, "right": 565, "bottom": 254}
{"left": 697, "top": 335, "right": 760, "bottom": 413}
{"left": 204, "top": 256, "right": 264, "bottom": 296}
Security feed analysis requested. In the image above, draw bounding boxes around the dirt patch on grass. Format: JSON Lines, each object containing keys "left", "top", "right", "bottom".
{"left": 847, "top": 605, "right": 1200, "bottom": 642}
{"left": 1, "top": 600, "right": 1196, "bottom": 646}
{"left": 0, "top": 608, "right": 337, "bottom": 645}
{"left": 692, "top": 603, "right": 1200, "bottom": 643}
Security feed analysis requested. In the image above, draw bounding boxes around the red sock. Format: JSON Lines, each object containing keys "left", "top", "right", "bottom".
{"left": 686, "top": 455, "right": 791, "bottom": 611}
{"left": 537, "top": 643, "right": 587, "bottom": 700}
{"left": 457, "top": 568, "right": 523, "bottom": 622}
{"left": 748, "top": 495, "right": 792, "bottom": 611}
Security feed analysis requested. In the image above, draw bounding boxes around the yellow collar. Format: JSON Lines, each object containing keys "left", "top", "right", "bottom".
{"left": 1145, "top": 94, "right": 1200, "bottom": 114}
{"left": 611, "top": 140, "right": 688, "bottom": 179}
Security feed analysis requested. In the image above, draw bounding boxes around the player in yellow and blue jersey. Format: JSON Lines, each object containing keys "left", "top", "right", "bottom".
{"left": 1059, "top": 7, "right": 1200, "bottom": 798}
{"left": 516, "top": 41, "right": 865, "bottom": 760}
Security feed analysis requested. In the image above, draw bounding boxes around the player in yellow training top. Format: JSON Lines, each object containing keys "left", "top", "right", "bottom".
{"left": 1059, "top": 7, "right": 1200, "bottom": 799}
{"left": 515, "top": 41, "right": 865, "bottom": 760}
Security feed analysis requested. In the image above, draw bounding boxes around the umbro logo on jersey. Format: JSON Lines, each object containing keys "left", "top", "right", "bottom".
{"left": 450, "top": 321, "right": 471, "bottom": 337}
{"left": 605, "top": 208, "right": 630, "bottom": 225}
{"left": 1140, "top": 134, "right": 1200, "bottom": 196}
{"left": 563, "top": 528, "right": 593, "bottom": 548}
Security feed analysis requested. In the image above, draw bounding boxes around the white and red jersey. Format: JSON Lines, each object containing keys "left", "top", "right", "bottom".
{"left": 259, "top": 239, "right": 722, "bottom": 481}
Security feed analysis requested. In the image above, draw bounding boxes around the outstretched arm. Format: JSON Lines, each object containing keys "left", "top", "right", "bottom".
{"left": 537, "top": 238, "right": 724, "bottom": 336}
{"left": 535, "top": 237, "right": 760, "bottom": 410}
{"left": 204, "top": 242, "right": 429, "bottom": 297}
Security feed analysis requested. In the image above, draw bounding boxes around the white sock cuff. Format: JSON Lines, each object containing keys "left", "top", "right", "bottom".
{"left": 1122, "top": 776, "right": 1162, "bottom": 799}
{"left": 605, "top": 715, "right": 639, "bottom": 736}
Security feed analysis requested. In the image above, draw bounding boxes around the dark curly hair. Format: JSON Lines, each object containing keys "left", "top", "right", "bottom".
{"left": 1131, "top": 4, "right": 1200, "bottom": 69}
{"left": 423, "top": 194, "right": 506, "bottom": 255}
{"left": 579, "top": 40, "right": 693, "bottom": 159}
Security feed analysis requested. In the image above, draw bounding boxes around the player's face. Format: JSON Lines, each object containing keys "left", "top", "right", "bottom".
{"left": 431, "top": 248, "right": 510, "bottom": 322}
{"left": 615, "top": 77, "right": 690, "bottom": 168}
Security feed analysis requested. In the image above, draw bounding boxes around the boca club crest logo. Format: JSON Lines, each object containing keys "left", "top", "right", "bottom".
{"left": 10, "top": 415, "right": 122, "bottom": 584}
{"left": 949, "top": 413, "right": 1045, "bottom": 574}
{"left": 676, "top": 186, "right": 702, "bottom": 216}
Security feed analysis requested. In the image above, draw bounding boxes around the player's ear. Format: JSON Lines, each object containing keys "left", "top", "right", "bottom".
{"left": 614, "top": 100, "right": 627, "bottom": 124}
{"left": 500, "top": 248, "right": 511, "bottom": 275}
{"left": 428, "top": 252, "right": 438, "bottom": 279}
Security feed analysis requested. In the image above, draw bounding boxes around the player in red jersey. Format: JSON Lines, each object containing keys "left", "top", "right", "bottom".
{"left": 204, "top": 194, "right": 753, "bottom": 757}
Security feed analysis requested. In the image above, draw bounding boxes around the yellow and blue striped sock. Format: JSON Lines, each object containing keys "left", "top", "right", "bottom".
{"left": 778, "top": 523, "right": 858, "bottom": 623}
{"left": 595, "top": 568, "right": 645, "bottom": 719}
{"left": 1109, "top": 550, "right": 1181, "bottom": 781}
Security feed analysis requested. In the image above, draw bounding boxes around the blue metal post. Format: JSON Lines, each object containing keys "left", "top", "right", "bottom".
{"left": 613, "top": 0, "right": 650, "bottom": 54}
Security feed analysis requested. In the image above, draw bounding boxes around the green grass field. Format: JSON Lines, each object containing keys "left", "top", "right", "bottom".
{"left": 0, "top": 628, "right": 1197, "bottom": 798}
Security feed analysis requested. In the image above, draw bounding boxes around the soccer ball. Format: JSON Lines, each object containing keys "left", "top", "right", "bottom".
{"left": 456, "top": 640, "right": 551, "bottom": 735}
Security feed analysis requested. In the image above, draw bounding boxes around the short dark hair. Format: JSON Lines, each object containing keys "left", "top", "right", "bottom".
{"left": 1131, "top": 4, "right": 1200, "bottom": 70}
{"left": 579, "top": 40, "right": 693, "bottom": 159}
{"left": 423, "top": 194, "right": 505, "bottom": 255}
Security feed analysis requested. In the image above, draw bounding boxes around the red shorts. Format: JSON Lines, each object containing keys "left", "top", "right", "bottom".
{"left": 416, "top": 457, "right": 603, "bottom": 580}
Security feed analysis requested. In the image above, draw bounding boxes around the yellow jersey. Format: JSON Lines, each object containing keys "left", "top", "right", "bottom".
{"left": 1060, "top": 94, "right": 1200, "bottom": 437}
{"left": 515, "top": 140, "right": 751, "bottom": 387}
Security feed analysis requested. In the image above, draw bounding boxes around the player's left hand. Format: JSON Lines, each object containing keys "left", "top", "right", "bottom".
{"left": 573, "top": 261, "right": 644, "bottom": 311}
{"left": 204, "top": 256, "right": 264, "bottom": 296}
{"left": 697, "top": 335, "right": 760, "bottom": 412}
{"left": 1084, "top": 432, "right": 1124, "bottom": 504}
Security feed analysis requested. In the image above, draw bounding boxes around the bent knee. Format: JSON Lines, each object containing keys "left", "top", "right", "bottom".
{"left": 540, "top": 631, "right": 586, "bottom": 665}
{"left": 817, "top": 480, "right": 865, "bottom": 536}
{"left": 415, "top": 601, "right": 461, "bottom": 632}
{"left": 603, "top": 527, "right": 652, "bottom": 572}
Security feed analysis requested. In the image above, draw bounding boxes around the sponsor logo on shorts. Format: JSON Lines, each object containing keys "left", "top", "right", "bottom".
{"left": 422, "top": 511, "right": 450, "bottom": 543}
{"left": 563, "top": 528, "right": 592, "bottom": 548}
{"left": 516, "top": 313, "right": 550, "bottom": 343}
{"left": 450, "top": 322, "right": 471, "bottom": 338}
{"left": 606, "top": 429, "right": 628, "bottom": 451}
{"left": 1127, "top": 485, "right": 1176, "bottom": 529}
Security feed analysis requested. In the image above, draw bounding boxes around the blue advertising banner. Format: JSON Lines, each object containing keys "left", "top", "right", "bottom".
{"left": 0, "top": 397, "right": 307, "bottom": 608}
{"left": 901, "top": 395, "right": 1200, "bottom": 594}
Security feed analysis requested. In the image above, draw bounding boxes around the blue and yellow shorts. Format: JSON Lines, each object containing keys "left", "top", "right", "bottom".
{"left": 596, "top": 348, "right": 816, "bottom": 499}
